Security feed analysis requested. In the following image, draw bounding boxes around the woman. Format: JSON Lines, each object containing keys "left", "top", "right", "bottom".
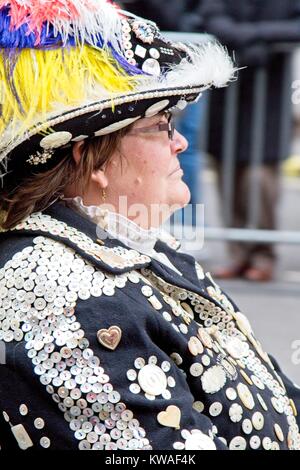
{"left": 0, "top": 0, "right": 299, "bottom": 451}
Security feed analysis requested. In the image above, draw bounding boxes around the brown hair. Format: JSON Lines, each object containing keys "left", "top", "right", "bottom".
{"left": 0, "top": 128, "right": 129, "bottom": 230}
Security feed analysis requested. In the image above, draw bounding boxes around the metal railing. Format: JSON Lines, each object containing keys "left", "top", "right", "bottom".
{"left": 164, "top": 32, "right": 300, "bottom": 246}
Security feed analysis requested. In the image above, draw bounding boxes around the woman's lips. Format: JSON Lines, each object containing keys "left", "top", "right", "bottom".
{"left": 169, "top": 166, "right": 183, "bottom": 177}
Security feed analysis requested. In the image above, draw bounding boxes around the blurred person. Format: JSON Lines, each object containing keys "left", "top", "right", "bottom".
{"left": 200, "top": 0, "right": 300, "bottom": 282}
{"left": 120, "top": 0, "right": 186, "bottom": 31}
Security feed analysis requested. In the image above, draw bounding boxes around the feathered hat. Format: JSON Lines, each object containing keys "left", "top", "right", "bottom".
{"left": 0, "top": 0, "right": 236, "bottom": 189}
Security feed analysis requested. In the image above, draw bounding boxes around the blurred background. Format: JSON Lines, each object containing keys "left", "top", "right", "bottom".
{"left": 120, "top": 0, "right": 300, "bottom": 382}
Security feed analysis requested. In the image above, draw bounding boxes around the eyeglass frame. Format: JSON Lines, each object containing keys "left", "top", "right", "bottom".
{"left": 127, "top": 112, "right": 175, "bottom": 141}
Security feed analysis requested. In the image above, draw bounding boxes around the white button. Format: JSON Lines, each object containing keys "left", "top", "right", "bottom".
{"left": 229, "top": 436, "right": 247, "bottom": 450}
{"left": 127, "top": 369, "right": 137, "bottom": 381}
{"left": 19, "top": 404, "right": 28, "bottom": 416}
{"left": 209, "top": 402, "right": 223, "bottom": 417}
{"left": 190, "top": 363, "right": 203, "bottom": 377}
{"left": 274, "top": 423, "right": 284, "bottom": 442}
{"left": 34, "top": 418, "right": 45, "bottom": 430}
{"left": 201, "top": 365, "right": 227, "bottom": 394}
{"left": 252, "top": 411, "right": 264, "bottom": 431}
{"left": 40, "top": 436, "right": 51, "bottom": 448}
{"left": 237, "top": 383, "right": 255, "bottom": 410}
{"left": 251, "top": 375, "right": 265, "bottom": 390}
{"left": 226, "top": 388, "right": 237, "bottom": 401}
{"left": 141, "top": 286, "right": 153, "bottom": 297}
{"left": 129, "top": 384, "right": 141, "bottom": 395}
{"left": 249, "top": 435, "right": 261, "bottom": 450}
{"left": 271, "top": 441, "right": 280, "bottom": 450}
{"left": 262, "top": 437, "right": 272, "bottom": 450}
{"left": 271, "top": 397, "right": 284, "bottom": 414}
{"left": 226, "top": 337, "right": 250, "bottom": 359}
{"left": 185, "top": 431, "right": 216, "bottom": 450}
{"left": 201, "top": 355, "right": 211, "bottom": 367}
{"left": 137, "top": 364, "right": 167, "bottom": 396}
{"left": 161, "top": 361, "right": 171, "bottom": 372}
{"left": 134, "top": 357, "right": 145, "bottom": 369}
{"left": 229, "top": 403, "right": 243, "bottom": 423}
{"left": 188, "top": 337, "right": 203, "bottom": 356}
{"left": 242, "top": 418, "right": 253, "bottom": 435}
{"left": 256, "top": 393, "right": 268, "bottom": 411}
{"left": 149, "top": 48, "right": 160, "bottom": 59}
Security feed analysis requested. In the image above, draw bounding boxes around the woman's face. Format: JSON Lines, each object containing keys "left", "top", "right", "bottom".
{"left": 103, "top": 113, "right": 190, "bottom": 227}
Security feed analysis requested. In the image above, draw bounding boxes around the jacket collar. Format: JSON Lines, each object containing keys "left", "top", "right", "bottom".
{"left": 6, "top": 201, "right": 152, "bottom": 275}
{"left": 5, "top": 201, "right": 216, "bottom": 303}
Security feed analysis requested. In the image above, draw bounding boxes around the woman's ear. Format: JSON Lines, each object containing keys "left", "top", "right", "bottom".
{"left": 91, "top": 168, "right": 109, "bottom": 189}
{"left": 72, "top": 141, "right": 84, "bottom": 165}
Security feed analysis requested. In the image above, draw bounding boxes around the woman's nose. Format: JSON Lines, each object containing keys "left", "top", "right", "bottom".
{"left": 171, "top": 129, "right": 188, "bottom": 154}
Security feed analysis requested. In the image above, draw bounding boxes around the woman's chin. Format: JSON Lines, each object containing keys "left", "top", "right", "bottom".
{"left": 170, "top": 181, "right": 191, "bottom": 208}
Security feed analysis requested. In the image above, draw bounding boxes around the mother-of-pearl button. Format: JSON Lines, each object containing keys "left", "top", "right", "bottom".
{"left": 201, "top": 365, "right": 227, "bottom": 394}
{"left": 190, "top": 363, "right": 204, "bottom": 377}
{"left": 209, "top": 402, "right": 223, "bottom": 417}
{"left": 274, "top": 423, "right": 284, "bottom": 442}
{"left": 193, "top": 401, "right": 205, "bottom": 413}
{"left": 262, "top": 437, "right": 272, "bottom": 450}
{"left": 188, "top": 336, "right": 203, "bottom": 356}
{"left": 229, "top": 436, "right": 247, "bottom": 450}
{"left": 94, "top": 117, "right": 141, "bottom": 136}
{"left": 226, "top": 388, "right": 237, "bottom": 401}
{"left": 251, "top": 375, "right": 265, "bottom": 390}
{"left": 19, "top": 404, "right": 28, "bottom": 416}
{"left": 198, "top": 328, "right": 212, "bottom": 349}
{"left": 145, "top": 100, "right": 170, "bottom": 117}
{"left": 235, "top": 311, "right": 253, "bottom": 336}
{"left": 40, "top": 131, "right": 72, "bottom": 149}
{"left": 242, "top": 418, "right": 253, "bottom": 435}
{"left": 237, "top": 383, "right": 255, "bottom": 410}
{"left": 252, "top": 411, "right": 264, "bottom": 431}
{"left": 185, "top": 432, "right": 216, "bottom": 450}
{"left": 249, "top": 435, "right": 261, "bottom": 449}
{"left": 138, "top": 364, "right": 167, "bottom": 396}
{"left": 225, "top": 337, "right": 249, "bottom": 359}
{"left": 256, "top": 393, "right": 268, "bottom": 411}
{"left": 271, "top": 397, "right": 284, "bottom": 414}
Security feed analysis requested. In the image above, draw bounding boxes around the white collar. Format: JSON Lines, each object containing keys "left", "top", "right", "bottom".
{"left": 62, "top": 196, "right": 161, "bottom": 255}
{"left": 61, "top": 196, "right": 182, "bottom": 275}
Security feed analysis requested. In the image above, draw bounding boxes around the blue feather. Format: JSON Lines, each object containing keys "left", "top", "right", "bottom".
{"left": 0, "top": 6, "right": 147, "bottom": 77}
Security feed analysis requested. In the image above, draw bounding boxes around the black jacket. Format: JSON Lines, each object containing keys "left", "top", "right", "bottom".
{"left": 0, "top": 201, "right": 299, "bottom": 450}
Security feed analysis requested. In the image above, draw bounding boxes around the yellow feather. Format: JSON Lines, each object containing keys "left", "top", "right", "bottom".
{"left": 0, "top": 45, "right": 139, "bottom": 138}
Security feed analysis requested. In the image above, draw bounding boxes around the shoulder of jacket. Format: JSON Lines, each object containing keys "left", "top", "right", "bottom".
{"left": 1, "top": 211, "right": 151, "bottom": 273}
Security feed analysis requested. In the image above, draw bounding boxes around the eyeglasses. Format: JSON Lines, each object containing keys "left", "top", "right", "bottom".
{"left": 128, "top": 113, "right": 175, "bottom": 141}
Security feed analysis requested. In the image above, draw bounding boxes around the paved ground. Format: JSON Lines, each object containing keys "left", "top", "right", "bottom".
{"left": 193, "top": 169, "right": 300, "bottom": 383}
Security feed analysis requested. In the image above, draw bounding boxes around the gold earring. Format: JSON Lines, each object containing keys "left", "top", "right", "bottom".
{"left": 102, "top": 189, "right": 107, "bottom": 202}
